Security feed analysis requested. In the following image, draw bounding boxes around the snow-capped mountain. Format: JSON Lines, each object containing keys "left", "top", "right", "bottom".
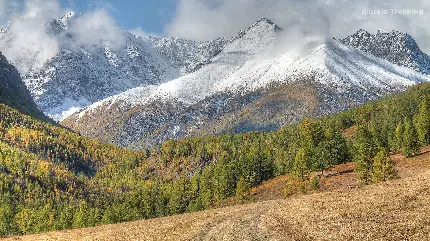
{"left": 24, "top": 33, "right": 180, "bottom": 121}
{"left": 148, "top": 36, "right": 228, "bottom": 75}
{"left": 339, "top": 29, "right": 430, "bottom": 74}
{"left": 0, "top": 12, "right": 239, "bottom": 121}
{"left": 62, "top": 19, "right": 430, "bottom": 149}
{"left": 0, "top": 14, "right": 182, "bottom": 120}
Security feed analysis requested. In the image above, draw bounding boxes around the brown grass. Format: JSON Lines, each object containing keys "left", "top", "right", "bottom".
{"left": 6, "top": 147, "right": 430, "bottom": 241}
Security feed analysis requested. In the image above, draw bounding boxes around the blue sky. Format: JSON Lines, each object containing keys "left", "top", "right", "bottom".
{"left": 59, "top": 0, "right": 177, "bottom": 35}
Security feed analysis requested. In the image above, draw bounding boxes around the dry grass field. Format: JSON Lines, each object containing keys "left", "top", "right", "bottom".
{"left": 5, "top": 147, "right": 430, "bottom": 241}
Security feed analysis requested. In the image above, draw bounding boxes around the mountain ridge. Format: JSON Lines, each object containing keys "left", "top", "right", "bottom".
{"left": 62, "top": 21, "right": 430, "bottom": 148}
{"left": 338, "top": 29, "right": 430, "bottom": 74}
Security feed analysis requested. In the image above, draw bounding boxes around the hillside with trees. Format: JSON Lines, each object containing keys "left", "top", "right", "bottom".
{"left": 0, "top": 52, "right": 49, "bottom": 122}
{"left": 1, "top": 83, "right": 430, "bottom": 236}
{"left": 8, "top": 161, "right": 430, "bottom": 241}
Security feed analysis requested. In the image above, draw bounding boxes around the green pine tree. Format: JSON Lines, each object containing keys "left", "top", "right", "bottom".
{"left": 395, "top": 122, "right": 403, "bottom": 151}
{"left": 353, "top": 124, "right": 374, "bottom": 185}
{"left": 417, "top": 100, "right": 430, "bottom": 145}
{"left": 72, "top": 201, "right": 89, "bottom": 229}
{"left": 235, "top": 176, "right": 250, "bottom": 201}
{"left": 371, "top": 149, "right": 398, "bottom": 183}
{"left": 355, "top": 154, "right": 372, "bottom": 185}
{"left": 294, "top": 148, "right": 309, "bottom": 181}
{"left": 402, "top": 117, "right": 420, "bottom": 157}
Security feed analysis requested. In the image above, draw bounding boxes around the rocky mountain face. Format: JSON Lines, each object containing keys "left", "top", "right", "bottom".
{"left": 17, "top": 16, "right": 181, "bottom": 120}
{"left": 148, "top": 36, "right": 228, "bottom": 75}
{"left": 62, "top": 19, "right": 430, "bottom": 149}
{"left": 23, "top": 33, "right": 179, "bottom": 121}
{"left": 339, "top": 29, "right": 430, "bottom": 74}
{"left": 0, "top": 51, "right": 48, "bottom": 120}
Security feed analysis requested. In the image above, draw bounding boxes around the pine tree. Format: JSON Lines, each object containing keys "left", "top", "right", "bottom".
{"left": 417, "top": 99, "right": 430, "bottom": 145}
{"left": 353, "top": 124, "right": 374, "bottom": 185}
{"left": 371, "top": 148, "right": 397, "bottom": 183}
{"left": 235, "top": 176, "right": 250, "bottom": 201}
{"left": 355, "top": 154, "right": 372, "bottom": 185}
{"left": 323, "top": 125, "right": 350, "bottom": 168}
{"left": 394, "top": 122, "right": 403, "bottom": 151}
{"left": 355, "top": 124, "right": 376, "bottom": 159}
{"left": 0, "top": 198, "right": 15, "bottom": 235}
{"left": 370, "top": 119, "right": 389, "bottom": 151}
{"left": 72, "top": 201, "right": 89, "bottom": 229}
{"left": 315, "top": 142, "right": 329, "bottom": 176}
{"left": 299, "top": 118, "right": 324, "bottom": 152}
{"left": 294, "top": 148, "right": 309, "bottom": 181}
{"left": 15, "top": 208, "right": 33, "bottom": 234}
{"left": 402, "top": 117, "right": 420, "bottom": 157}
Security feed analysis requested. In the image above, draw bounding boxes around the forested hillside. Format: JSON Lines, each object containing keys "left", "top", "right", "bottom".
{"left": 0, "top": 52, "right": 48, "bottom": 122}
{"left": 2, "top": 83, "right": 430, "bottom": 236}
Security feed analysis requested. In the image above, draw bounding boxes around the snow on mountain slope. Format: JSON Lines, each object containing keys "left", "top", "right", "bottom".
{"left": 148, "top": 18, "right": 282, "bottom": 105}
{"left": 76, "top": 18, "right": 281, "bottom": 113}
{"left": 0, "top": 13, "right": 181, "bottom": 121}
{"left": 147, "top": 36, "right": 228, "bottom": 75}
{"left": 339, "top": 29, "right": 430, "bottom": 74}
{"left": 24, "top": 31, "right": 180, "bottom": 121}
{"left": 63, "top": 19, "right": 430, "bottom": 148}
{"left": 77, "top": 28, "right": 427, "bottom": 113}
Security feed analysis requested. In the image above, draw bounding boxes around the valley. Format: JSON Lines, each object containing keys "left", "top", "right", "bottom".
{"left": 0, "top": 76, "right": 430, "bottom": 238}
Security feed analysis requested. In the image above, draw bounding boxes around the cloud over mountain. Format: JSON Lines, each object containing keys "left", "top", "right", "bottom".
{"left": 166, "top": 0, "right": 430, "bottom": 53}
{"left": 0, "top": 0, "right": 125, "bottom": 74}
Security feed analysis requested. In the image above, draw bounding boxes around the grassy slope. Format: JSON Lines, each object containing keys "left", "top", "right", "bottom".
{"left": 9, "top": 147, "right": 430, "bottom": 241}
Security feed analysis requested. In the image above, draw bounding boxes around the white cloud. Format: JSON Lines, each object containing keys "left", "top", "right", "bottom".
{"left": 68, "top": 9, "right": 125, "bottom": 50}
{"left": 166, "top": 0, "right": 430, "bottom": 53}
{"left": 0, "top": 0, "right": 126, "bottom": 74}
{"left": 0, "top": 0, "right": 63, "bottom": 73}
{"left": 0, "top": 0, "right": 20, "bottom": 25}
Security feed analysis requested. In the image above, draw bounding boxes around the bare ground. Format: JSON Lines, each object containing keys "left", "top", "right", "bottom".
{"left": 5, "top": 147, "right": 430, "bottom": 241}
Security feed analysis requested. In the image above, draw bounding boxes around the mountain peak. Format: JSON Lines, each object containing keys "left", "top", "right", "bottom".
{"left": 232, "top": 18, "right": 282, "bottom": 41}
{"left": 256, "top": 17, "right": 276, "bottom": 25}
{"left": 253, "top": 17, "right": 282, "bottom": 31}
{"left": 60, "top": 12, "right": 78, "bottom": 26}
{"left": 339, "top": 29, "right": 430, "bottom": 74}
{"left": 343, "top": 29, "right": 418, "bottom": 49}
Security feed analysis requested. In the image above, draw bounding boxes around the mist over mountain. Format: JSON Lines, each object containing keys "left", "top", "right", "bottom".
{"left": 0, "top": 11, "right": 182, "bottom": 120}
{"left": 0, "top": 9, "right": 234, "bottom": 121}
